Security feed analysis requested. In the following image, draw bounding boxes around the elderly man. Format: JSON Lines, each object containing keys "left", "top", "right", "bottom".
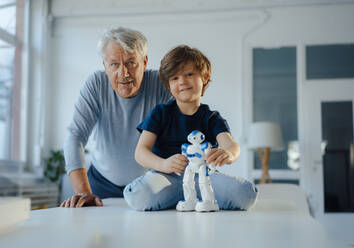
{"left": 61, "top": 27, "right": 171, "bottom": 208}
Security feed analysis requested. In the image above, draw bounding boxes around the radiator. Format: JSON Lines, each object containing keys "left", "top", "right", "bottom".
{"left": 0, "top": 175, "right": 59, "bottom": 210}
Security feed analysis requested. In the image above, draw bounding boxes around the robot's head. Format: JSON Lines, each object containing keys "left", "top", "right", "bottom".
{"left": 187, "top": 130, "right": 205, "bottom": 144}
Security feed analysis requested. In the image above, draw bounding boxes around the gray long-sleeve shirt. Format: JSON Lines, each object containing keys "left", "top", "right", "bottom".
{"left": 63, "top": 70, "right": 172, "bottom": 186}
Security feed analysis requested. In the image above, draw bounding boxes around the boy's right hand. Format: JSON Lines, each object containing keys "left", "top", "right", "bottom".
{"left": 161, "top": 154, "right": 188, "bottom": 174}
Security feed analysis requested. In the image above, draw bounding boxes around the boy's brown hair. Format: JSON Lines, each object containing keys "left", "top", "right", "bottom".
{"left": 159, "top": 45, "right": 211, "bottom": 96}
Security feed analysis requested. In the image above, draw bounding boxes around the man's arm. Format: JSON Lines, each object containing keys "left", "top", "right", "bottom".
{"left": 135, "top": 130, "right": 188, "bottom": 174}
{"left": 61, "top": 73, "right": 102, "bottom": 208}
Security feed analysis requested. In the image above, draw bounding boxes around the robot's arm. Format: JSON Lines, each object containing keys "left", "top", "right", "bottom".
{"left": 181, "top": 143, "right": 189, "bottom": 156}
{"left": 200, "top": 141, "right": 212, "bottom": 155}
{"left": 201, "top": 142, "right": 216, "bottom": 174}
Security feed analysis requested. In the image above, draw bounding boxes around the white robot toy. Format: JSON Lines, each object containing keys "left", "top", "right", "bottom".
{"left": 176, "top": 130, "right": 219, "bottom": 212}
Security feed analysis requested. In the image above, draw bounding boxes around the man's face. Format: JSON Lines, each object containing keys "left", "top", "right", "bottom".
{"left": 103, "top": 41, "right": 147, "bottom": 98}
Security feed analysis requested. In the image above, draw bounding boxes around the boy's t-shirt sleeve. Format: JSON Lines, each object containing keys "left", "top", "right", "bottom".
{"left": 208, "top": 111, "right": 231, "bottom": 140}
{"left": 137, "top": 104, "right": 163, "bottom": 135}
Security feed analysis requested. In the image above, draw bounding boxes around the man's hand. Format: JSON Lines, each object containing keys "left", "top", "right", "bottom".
{"left": 205, "top": 148, "right": 234, "bottom": 167}
{"left": 161, "top": 154, "right": 188, "bottom": 174}
{"left": 60, "top": 193, "right": 103, "bottom": 208}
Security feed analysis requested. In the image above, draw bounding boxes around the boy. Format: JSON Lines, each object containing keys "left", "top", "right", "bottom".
{"left": 123, "top": 45, "right": 258, "bottom": 211}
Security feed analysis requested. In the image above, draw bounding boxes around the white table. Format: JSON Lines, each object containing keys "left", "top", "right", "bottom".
{"left": 0, "top": 198, "right": 339, "bottom": 248}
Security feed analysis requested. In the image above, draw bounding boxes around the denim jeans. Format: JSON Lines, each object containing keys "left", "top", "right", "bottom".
{"left": 123, "top": 170, "right": 258, "bottom": 211}
{"left": 87, "top": 165, "right": 125, "bottom": 199}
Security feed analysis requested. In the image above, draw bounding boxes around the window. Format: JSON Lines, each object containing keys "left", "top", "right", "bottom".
{"left": 252, "top": 47, "right": 298, "bottom": 173}
{"left": 0, "top": 0, "right": 25, "bottom": 161}
{"left": 306, "top": 44, "right": 354, "bottom": 79}
{"left": 0, "top": 40, "right": 15, "bottom": 159}
{"left": 0, "top": 1, "right": 16, "bottom": 35}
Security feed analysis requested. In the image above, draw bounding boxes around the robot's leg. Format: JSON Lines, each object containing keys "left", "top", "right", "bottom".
{"left": 176, "top": 165, "right": 198, "bottom": 211}
{"left": 195, "top": 165, "right": 219, "bottom": 212}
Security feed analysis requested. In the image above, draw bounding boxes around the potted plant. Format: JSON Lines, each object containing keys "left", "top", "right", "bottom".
{"left": 44, "top": 150, "right": 66, "bottom": 186}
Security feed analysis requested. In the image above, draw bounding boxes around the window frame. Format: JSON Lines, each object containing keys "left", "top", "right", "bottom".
{"left": 243, "top": 43, "right": 302, "bottom": 184}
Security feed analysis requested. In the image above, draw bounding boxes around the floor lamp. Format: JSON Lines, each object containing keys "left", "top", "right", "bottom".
{"left": 248, "top": 122, "right": 283, "bottom": 184}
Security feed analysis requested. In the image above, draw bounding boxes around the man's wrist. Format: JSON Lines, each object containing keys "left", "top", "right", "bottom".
{"left": 74, "top": 188, "right": 92, "bottom": 195}
{"left": 69, "top": 168, "right": 92, "bottom": 194}
{"left": 73, "top": 180, "right": 92, "bottom": 194}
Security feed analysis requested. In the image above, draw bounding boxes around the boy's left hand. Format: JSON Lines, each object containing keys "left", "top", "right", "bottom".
{"left": 205, "top": 148, "right": 234, "bottom": 167}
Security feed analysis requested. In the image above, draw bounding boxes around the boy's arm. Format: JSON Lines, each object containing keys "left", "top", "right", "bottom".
{"left": 135, "top": 130, "right": 188, "bottom": 174}
{"left": 205, "top": 132, "right": 240, "bottom": 166}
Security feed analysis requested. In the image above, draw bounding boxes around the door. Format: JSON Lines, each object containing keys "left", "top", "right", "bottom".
{"left": 303, "top": 82, "right": 354, "bottom": 244}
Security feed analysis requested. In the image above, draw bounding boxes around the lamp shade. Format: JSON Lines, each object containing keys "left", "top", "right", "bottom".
{"left": 248, "top": 122, "right": 284, "bottom": 151}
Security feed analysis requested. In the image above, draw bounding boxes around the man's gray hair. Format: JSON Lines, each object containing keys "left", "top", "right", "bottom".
{"left": 97, "top": 26, "right": 148, "bottom": 60}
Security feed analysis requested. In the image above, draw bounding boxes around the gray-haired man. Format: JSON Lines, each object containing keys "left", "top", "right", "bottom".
{"left": 61, "top": 27, "right": 171, "bottom": 208}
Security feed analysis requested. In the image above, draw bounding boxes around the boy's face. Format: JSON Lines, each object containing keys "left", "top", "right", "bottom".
{"left": 168, "top": 62, "right": 209, "bottom": 104}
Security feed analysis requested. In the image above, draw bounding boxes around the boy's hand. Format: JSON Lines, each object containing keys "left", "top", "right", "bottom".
{"left": 205, "top": 148, "right": 234, "bottom": 167}
{"left": 161, "top": 154, "right": 188, "bottom": 174}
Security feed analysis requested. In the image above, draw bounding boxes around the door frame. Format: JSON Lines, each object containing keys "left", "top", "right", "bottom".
{"left": 302, "top": 80, "right": 354, "bottom": 215}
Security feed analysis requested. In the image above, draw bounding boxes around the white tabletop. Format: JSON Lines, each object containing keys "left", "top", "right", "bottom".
{"left": 0, "top": 198, "right": 338, "bottom": 248}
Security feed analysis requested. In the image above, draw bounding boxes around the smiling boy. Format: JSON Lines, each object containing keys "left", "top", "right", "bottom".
{"left": 123, "top": 45, "right": 258, "bottom": 211}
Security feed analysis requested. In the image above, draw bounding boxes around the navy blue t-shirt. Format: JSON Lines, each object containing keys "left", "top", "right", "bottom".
{"left": 137, "top": 100, "right": 230, "bottom": 159}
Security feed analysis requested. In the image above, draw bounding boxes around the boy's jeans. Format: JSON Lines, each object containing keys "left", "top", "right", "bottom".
{"left": 124, "top": 170, "right": 258, "bottom": 211}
